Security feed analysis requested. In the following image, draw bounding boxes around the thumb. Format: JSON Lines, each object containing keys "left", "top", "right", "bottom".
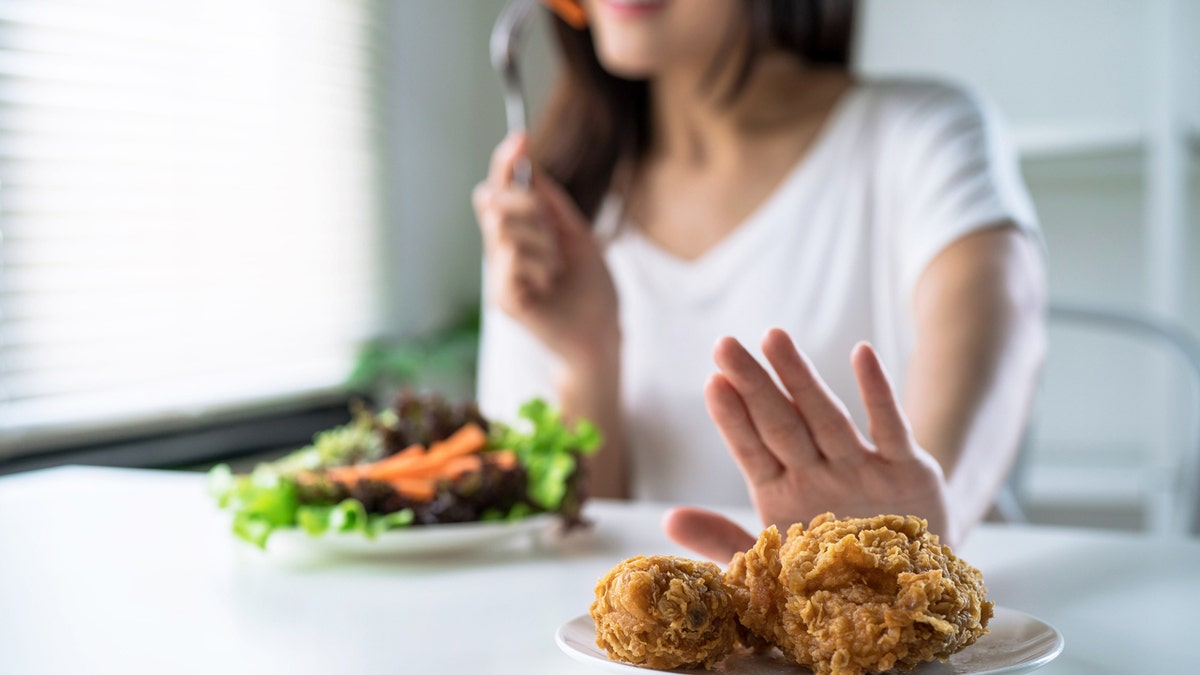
{"left": 488, "top": 132, "right": 528, "bottom": 188}
{"left": 662, "top": 506, "right": 757, "bottom": 564}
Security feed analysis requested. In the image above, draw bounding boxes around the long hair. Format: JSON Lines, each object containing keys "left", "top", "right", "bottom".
{"left": 531, "top": 0, "right": 857, "bottom": 221}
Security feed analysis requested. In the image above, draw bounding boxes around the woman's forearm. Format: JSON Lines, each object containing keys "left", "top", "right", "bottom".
{"left": 909, "top": 313, "right": 1044, "bottom": 542}
{"left": 904, "top": 225, "right": 1046, "bottom": 544}
{"left": 556, "top": 336, "right": 629, "bottom": 499}
{"left": 943, "top": 332, "right": 1043, "bottom": 537}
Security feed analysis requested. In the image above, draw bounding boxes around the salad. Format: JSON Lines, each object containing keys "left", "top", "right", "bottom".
{"left": 208, "top": 394, "right": 601, "bottom": 548}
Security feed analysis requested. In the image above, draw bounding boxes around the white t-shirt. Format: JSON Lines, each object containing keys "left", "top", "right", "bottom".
{"left": 476, "top": 80, "right": 1039, "bottom": 508}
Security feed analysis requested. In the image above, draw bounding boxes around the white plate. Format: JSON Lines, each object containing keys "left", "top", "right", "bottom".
{"left": 266, "top": 513, "right": 558, "bottom": 557}
{"left": 556, "top": 605, "right": 1062, "bottom": 674}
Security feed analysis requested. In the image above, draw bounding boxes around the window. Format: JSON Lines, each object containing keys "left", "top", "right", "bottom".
{"left": 0, "top": 0, "right": 381, "bottom": 457}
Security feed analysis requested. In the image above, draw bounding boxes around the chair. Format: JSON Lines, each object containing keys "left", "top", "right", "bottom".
{"left": 1012, "top": 302, "right": 1200, "bottom": 536}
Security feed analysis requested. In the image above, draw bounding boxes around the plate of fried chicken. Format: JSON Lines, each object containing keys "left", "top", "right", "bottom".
{"left": 559, "top": 513, "right": 1063, "bottom": 675}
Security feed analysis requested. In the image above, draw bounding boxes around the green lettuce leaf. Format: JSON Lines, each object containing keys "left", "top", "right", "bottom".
{"left": 208, "top": 464, "right": 299, "bottom": 549}
{"left": 207, "top": 464, "right": 413, "bottom": 548}
{"left": 297, "top": 500, "right": 414, "bottom": 539}
{"left": 489, "top": 398, "right": 602, "bottom": 512}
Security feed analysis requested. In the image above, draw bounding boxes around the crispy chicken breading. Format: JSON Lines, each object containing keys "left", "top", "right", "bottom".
{"left": 725, "top": 513, "right": 994, "bottom": 675}
{"left": 723, "top": 522, "right": 790, "bottom": 652}
{"left": 590, "top": 555, "right": 739, "bottom": 670}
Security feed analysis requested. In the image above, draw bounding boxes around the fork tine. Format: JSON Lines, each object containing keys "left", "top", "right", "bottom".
{"left": 490, "top": 0, "right": 537, "bottom": 70}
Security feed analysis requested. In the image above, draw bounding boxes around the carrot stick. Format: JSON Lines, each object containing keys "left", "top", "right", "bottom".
{"left": 406, "top": 454, "right": 481, "bottom": 480}
{"left": 318, "top": 423, "right": 492, "bottom": 503}
{"left": 541, "top": 0, "right": 587, "bottom": 29}
{"left": 368, "top": 423, "right": 488, "bottom": 481}
{"left": 324, "top": 466, "right": 362, "bottom": 485}
{"left": 357, "top": 443, "right": 423, "bottom": 476}
{"left": 392, "top": 444, "right": 425, "bottom": 461}
{"left": 386, "top": 477, "right": 436, "bottom": 501}
{"left": 427, "top": 423, "right": 488, "bottom": 459}
{"left": 325, "top": 443, "right": 424, "bottom": 485}
{"left": 489, "top": 450, "right": 518, "bottom": 471}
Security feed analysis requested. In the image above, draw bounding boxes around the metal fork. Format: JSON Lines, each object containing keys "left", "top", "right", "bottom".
{"left": 490, "top": 0, "right": 537, "bottom": 188}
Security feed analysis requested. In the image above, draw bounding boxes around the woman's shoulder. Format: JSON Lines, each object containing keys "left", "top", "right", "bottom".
{"left": 844, "top": 80, "right": 1000, "bottom": 150}
{"left": 853, "top": 77, "right": 986, "bottom": 114}
{"left": 847, "top": 78, "right": 999, "bottom": 154}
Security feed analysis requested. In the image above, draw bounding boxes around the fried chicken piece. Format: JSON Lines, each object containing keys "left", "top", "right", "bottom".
{"left": 726, "top": 513, "right": 993, "bottom": 675}
{"left": 723, "top": 524, "right": 787, "bottom": 653}
{"left": 591, "top": 555, "right": 738, "bottom": 670}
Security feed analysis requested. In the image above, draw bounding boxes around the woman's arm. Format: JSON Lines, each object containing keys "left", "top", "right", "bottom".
{"left": 473, "top": 132, "right": 630, "bottom": 499}
{"left": 663, "top": 224, "right": 1044, "bottom": 561}
{"left": 558, "top": 341, "right": 628, "bottom": 499}
{"left": 904, "top": 223, "right": 1046, "bottom": 543}
{"left": 532, "top": 164, "right": 629, "bottom": 500}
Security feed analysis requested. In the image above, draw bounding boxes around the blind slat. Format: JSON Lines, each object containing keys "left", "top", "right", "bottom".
{"left": 0, "top": 0, "right": 382, "bottom": 453}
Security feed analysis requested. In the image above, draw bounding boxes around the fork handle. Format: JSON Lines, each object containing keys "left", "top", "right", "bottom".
{"left": 512, "top": 156, "right": 532, "bottom": 189}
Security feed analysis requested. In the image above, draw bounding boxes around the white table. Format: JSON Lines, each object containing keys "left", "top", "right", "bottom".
{"left": 1, "top": 466, "right": 1196, "bottom": 674}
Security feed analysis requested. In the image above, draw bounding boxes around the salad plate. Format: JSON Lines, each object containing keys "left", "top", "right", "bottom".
{"left": 266, "top": 512, "right": 557, "bottom": 557}
{"left": 209, "top": 395, "right": 599, "bottom": 552}
{"left": 556, "top": 606, "right": 1063, "bottom": 674}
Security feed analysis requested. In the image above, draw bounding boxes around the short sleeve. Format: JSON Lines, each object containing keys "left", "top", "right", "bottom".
{"left": 889, "top": 84, "right": 1040, "bottom": 294}
{"left": 475, "top": 271, "right": 558, "bottom": 420}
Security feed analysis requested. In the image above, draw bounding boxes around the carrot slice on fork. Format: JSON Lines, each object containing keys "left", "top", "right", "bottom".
{"left": 541, "top": 0, "right": 587, "bottom": 29}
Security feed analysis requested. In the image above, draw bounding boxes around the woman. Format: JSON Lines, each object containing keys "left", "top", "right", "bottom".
{"left": 472, "top": 0, "right": 1045, "bottom": 560}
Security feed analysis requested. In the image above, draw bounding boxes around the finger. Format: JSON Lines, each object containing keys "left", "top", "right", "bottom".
{"left": 485, "top": 234, "right": 560, "bottom": 296}
{"left": 480, "top": 191, "right": 559, "bottom": 257}
{"left": 662, "top": 506, "right": 756, "bottom": 564}
{"left": 476, "top": 186, "right": 532, "bottom": 238}
{"left": 471, "top": 181, "right": 490, "bottom": 218}
{"left": 484, "top": 190, "right": 554, "bottom": 248}
{"left": 493, "top": 225, "right": 558, "bottom": 267}
{"left": 487, "top": 132, "right": 527, "bottom": 188}
{"left": 704, "top": 374, "right": 784, "bottom": 483}
{"left": 532, "top": 170, "right": 591, "bottom": 239}
{"left": 513, "top": 252, "right": 559, "bottom": 296}
{"left": 491, "top": 244, "right": 559, "bottom": 302}
{"left": 761, "top": 328, "right": 864, "bottom": 457}
{"left": 712, "top": 336, "right": 819, "bottom": 468}
{"left": 850, "top": 341, "right": 913, "bottom": 458}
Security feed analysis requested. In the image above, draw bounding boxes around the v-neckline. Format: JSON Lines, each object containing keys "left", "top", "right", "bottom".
{"left": 615, "top": 84, "right": 861, "bottom": 273}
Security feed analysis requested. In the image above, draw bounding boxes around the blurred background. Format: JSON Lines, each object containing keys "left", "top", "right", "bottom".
{"left": 0, "top": 0, "right": 1196, "bottom": 534}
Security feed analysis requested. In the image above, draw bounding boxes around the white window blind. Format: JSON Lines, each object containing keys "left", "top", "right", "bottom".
{"left": 0, "top": 0, "right": 381, "bottom": 455}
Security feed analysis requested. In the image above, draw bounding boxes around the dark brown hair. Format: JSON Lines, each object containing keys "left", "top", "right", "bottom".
{"left": 531, "top": 0, "right": 857, "bottom": 221}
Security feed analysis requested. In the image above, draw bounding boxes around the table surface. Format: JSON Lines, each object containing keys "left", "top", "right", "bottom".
{"left": 1, "top": 466, "right": 1197, "bottom": 675}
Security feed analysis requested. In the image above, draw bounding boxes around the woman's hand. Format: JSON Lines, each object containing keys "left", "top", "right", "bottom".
{"left": 472, "top": 133, "right": 619, "bottom": 370}
{"left": 664, "top": 328, "right": 952, "bottom": 562}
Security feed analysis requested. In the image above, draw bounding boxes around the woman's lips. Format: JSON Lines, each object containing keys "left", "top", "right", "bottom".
{"left": 600, "top": 0, "right": 668, "bottom": 20}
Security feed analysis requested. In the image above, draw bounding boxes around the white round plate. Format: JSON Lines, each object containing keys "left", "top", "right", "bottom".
{"left": 267, "top": 513, "right": 557, "bottom": 557}
{"left": 556, "top": 605, "right": 1063, "bottom": 674}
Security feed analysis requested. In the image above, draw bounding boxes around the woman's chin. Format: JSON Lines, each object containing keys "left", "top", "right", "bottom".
{"left": 597, "top": 59, "right": 655, "bottom": 80}
{"left": 593, "top": 45, "right": 660, "bottom": 80}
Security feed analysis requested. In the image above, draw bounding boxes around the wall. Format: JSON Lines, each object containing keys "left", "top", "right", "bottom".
{"left": 859, "top": 0, "right": 1198, "bottom": 528}
{"left": 380, "top": 0, "right": 508, "bottom": 339}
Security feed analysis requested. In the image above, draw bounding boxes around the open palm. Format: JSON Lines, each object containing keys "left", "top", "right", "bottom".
{"left": 664, "top": 329, "right": 951, "bottom": 562}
